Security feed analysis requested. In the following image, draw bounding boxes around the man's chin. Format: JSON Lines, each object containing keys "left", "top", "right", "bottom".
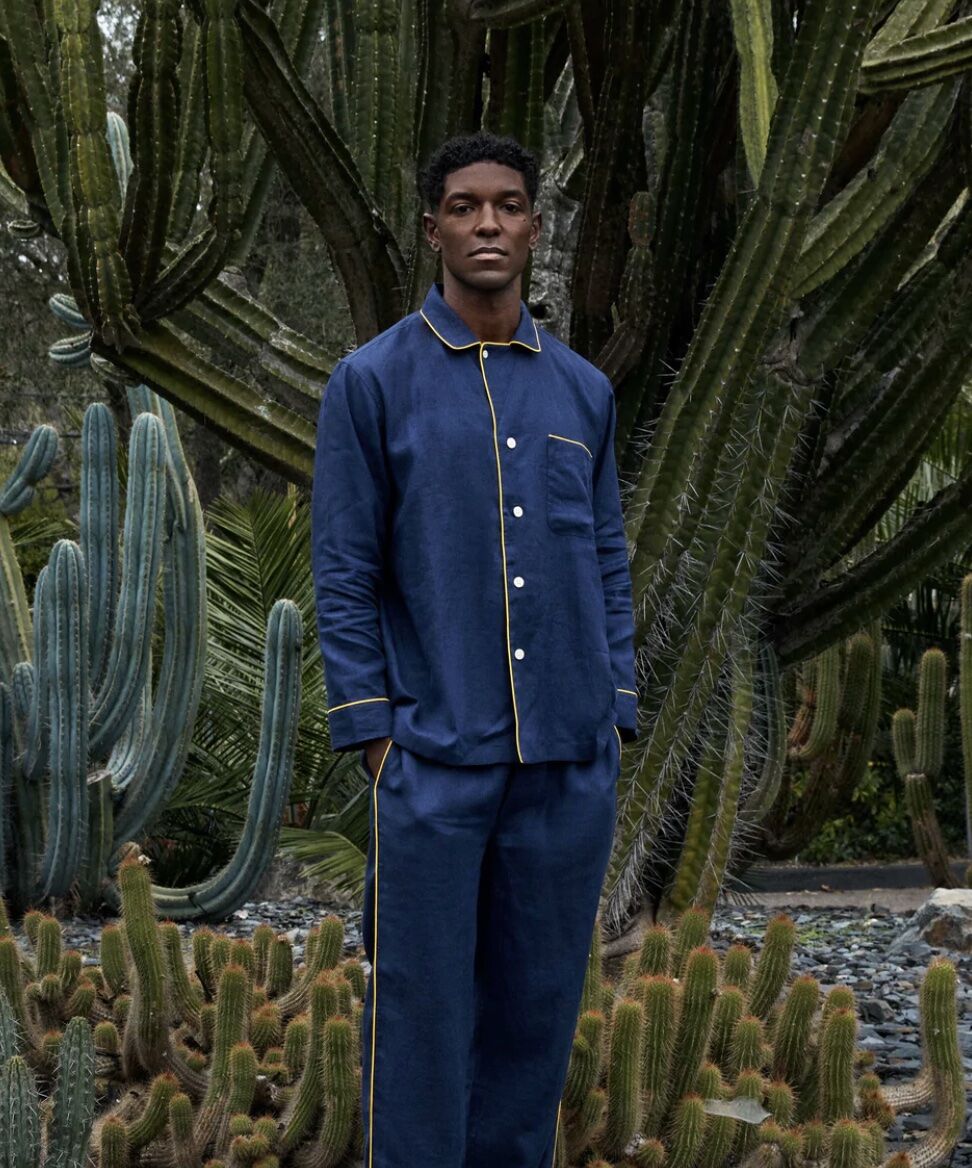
{"left": 451, "top": 266, "right": 522, "bottom": 292}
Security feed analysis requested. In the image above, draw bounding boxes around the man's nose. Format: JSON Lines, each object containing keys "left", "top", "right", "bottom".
{"left": 476, "top": 205, "right": 501, "bottom": 232}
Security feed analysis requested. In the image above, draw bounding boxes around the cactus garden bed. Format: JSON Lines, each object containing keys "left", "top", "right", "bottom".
{"left": 3, "top": 860, "right": 970, "bottom": 1167}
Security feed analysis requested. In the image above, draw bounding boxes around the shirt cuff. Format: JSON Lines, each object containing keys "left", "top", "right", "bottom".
{"left": 326, "top": 695, "right": 392, "bottom": 752}
{"left": 614, "top": 687, "right": 639, "bottom": 742}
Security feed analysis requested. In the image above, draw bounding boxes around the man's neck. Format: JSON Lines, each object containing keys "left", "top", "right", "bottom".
{"left": 440, "top": 274, "right": 521, "bottom": 344}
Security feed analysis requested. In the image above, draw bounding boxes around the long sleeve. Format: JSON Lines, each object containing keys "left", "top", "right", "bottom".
{"left": 592, "top": 379, "right": 640, "bottom": 742}
{"left": 311, "top": 358, "right": 393, "bottom": 751}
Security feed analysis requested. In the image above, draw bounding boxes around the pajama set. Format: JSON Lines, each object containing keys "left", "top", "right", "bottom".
{"left": 311, "top": 280, "right": 639, "bottom": 1167}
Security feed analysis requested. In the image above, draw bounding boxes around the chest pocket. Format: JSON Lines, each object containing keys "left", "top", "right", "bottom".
{"left": 546, "top": 433, "right": 595, "bottom": 536}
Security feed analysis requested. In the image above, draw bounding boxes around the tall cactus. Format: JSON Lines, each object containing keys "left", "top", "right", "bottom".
{"left": 892, "top": 648, "right": 958, "bottom": 888}
{"left": 0, "top": 389, "right": 303, "bottom": 920}
{"left": 3, "top": 0, "right": 972, "bottom": 926}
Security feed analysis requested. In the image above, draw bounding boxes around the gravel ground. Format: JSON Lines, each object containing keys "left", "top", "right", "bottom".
{"left": 9, "top": 895, "right": 972, "bottom": 1165}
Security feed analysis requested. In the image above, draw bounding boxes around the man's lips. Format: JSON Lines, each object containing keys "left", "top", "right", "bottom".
{"left": 471, "top": 248, "right": 506, "bottom": 256}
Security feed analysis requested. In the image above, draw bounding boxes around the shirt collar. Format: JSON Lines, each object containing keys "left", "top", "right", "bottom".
{"left": 419, "top": 281, "right": 542, "bottom": 352}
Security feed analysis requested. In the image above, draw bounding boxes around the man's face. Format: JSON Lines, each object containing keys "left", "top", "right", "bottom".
{"left": 423, "top": 160, "right": 541, "bottom": 291}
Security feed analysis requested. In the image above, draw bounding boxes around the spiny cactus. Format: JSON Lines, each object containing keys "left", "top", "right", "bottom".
{"left": 556, "top": 911, "right": 967, "bottom": 1166}
{"left": 1, "top": 0, "right": 972, "bottom": 934}
{"left": 891, "top": 637, "right": 964, "bottom": 889}
{"left": 0, "top": 856, "right": 367, "bottom": 1167}
{"left": 0, "top": 390, "right": 303, "bottom": 920}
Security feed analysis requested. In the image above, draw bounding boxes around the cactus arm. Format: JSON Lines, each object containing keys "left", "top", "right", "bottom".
{"left": 862, "top": 13, "right": 972, "bottom": 92}
{"left": 569, "top": 0, "right": 673, "bottom": 360}
{"left": 0, "top": 521, "right": 30, "bottom": 686}
{"left": 692, "top": 642, "right": 755, "bottom": 911}
{"left": 624, "top": 0, "right": 882, "bottom": 575}
{"left": 796, "top": 147, "right": 964, "bottom": 373}
{"left": 109, "top": 393, "right": 207, "bottom": 849}
{"left": 135, "top": 0, "right": 245, "bottom": 323}
{"left": 231, "top": 0, "right": 329, "bottom": 264}
{"left": 54, "top": 0, "right": 140, "bottom": 351}
{"left": 761, "top": 629, "right": 881, "bottom": 861}
{"left": 866, "top": 0, "right": 958, "bottom": 58}
{"left": 790, "top": 643, "right": 841, "bottom": 763}
{"left": 742, "top": 643, "right": 787, "bottom": 817}
{"left": 0, "top": 0, "right": 66, "bottom": 232}
{"left": 667, "top": 730, "right": 725, "bottom": 915}
{"left": 0, "top": 423, "right": 58, "bottom": 516}
{"left": 35, "top": 540, "right": 89, "bottom": 900}
{"left": 728, "top": 0, "right": 778, "bottom": 185}
{"left": 351, "top": 0, "right": 400, "bottom": 222}
{"left": 93, "top": 307, "right": 316, "bottom": 488}
{"left": 167, "top": 15, "right": 207, "bottom": 243}
{"left": 22, "top": 567, "right": 50, "bottom": 781}
{"left": 235, "top": 0, "right": 405, "bottom": 342}
{"left": 465, "top": 0, "right": 570, "bottom": 27}
{"left": 0, "top": 424, "right": 58, "bottom": 680}
{"left": 106, "top": 599, "right": 301, "bottom": 921}
{"left": 776, "top": 452, "right": 972, "bottom": 666}
{"left": 118, "top": 0, "right": 182, "bottom": 302}
{"left": 88, "top": 412, "right": 166, "bottom": 760}
{"left": 79, "top": 404, "right": 119, "bottom": 695}
{"left": 791, "top": 79, "right": 959, "bottom": 299}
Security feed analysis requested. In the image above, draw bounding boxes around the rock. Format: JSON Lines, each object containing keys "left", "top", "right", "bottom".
{"left": 889, "top": 889, "right": 972, "bottom": 954}
{"left": 860, "top": 997, "right": 894, "bottom": 1024}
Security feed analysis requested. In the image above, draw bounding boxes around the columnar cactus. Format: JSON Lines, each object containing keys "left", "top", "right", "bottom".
{"left": 0, "top": 390, "right": 303, "bottom": 920}
{"left": 558, "top": 910, "right": 967, "bottom": 1166}
{"left": 4, "top": 0, "right": 972, "bottom": 930}
{"left": 892, "top": 645, "right": 961, "bottom": 888}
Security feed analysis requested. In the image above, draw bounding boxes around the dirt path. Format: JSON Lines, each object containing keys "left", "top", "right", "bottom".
{"left": 743, "top": 887, "right": 929, "bottom": 913}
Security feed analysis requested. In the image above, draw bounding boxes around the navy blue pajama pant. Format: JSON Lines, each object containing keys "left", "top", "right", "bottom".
{"left": 357, "top": 729, "right": 621, "bottom": 1168}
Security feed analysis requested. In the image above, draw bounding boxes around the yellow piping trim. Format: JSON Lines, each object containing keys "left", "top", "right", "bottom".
{"left": 617, "top": 687, "right": 638, "bottom": 696}
{"left": 367, "top": 736, "right": 394, "bottom": 1168}
{"left": 547, "top": 433, "right": 593, "bottom": 458}
{"left": 613, "top": 722, "right": 623, "bottom": 760}
{"left": 478, "top": 342, "right": 524, "bottom": 763}
{"left": 420, "top": 308, "right": 542, "bottom": 352}
{"left": 551, "top": 1100, "right": 561, "bottom": 1165}
{"left": 326, "top": 695, "right": 389, "bottom": 714}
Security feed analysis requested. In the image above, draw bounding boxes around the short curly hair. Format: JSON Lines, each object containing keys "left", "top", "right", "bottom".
{"left": 417, "top": 130, "right": 539, "bottom": 213}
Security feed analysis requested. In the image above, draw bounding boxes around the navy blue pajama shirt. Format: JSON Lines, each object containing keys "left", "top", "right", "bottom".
{"left": 311, "top": 280, "right": 640, "bottom": 766}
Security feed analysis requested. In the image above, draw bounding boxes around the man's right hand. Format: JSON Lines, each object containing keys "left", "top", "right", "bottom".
{"left": 363, "top": 737, "right": 393, "bottom": 779}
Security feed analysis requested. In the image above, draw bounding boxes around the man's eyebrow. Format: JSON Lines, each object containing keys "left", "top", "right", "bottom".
{"left": 444, "top": 189, "right": 526, "bottom": 202}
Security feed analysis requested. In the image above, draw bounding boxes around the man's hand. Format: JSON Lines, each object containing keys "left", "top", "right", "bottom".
{"left": 363, "top": 736, "right": 393, "bottom": 779}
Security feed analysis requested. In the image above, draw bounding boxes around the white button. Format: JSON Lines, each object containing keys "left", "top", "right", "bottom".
{"left": 513, "top": 576, "right": 524, "bottom": 587}
{"left": 482, "top": 348, "right": 489, "bottom": 358}
{"left": 506, "top": 436, "right": 516, "bottom": 448}
{"left": 513, "top": 505, "right": 523, "bottom": 517}
{"left": 514, "top": 648, "right": 525, "bottom": 660}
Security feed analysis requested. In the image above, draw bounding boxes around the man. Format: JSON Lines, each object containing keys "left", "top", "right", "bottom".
{"left": 311, "top": 129, "right": 639, "bottom": 1168}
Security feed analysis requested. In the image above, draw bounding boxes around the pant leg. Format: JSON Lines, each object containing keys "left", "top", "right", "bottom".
{"left": 463, "top": 728, "right": 621, "bottom": 1168}
{"left": 360, "top": 740, "right": 508, "bottom": 1168}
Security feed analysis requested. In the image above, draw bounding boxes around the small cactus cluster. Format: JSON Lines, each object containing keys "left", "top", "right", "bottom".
{"left": 0, "top": 853, "right": 367, "bottom": 1168}
{"left": 554, "top": 908, "right": 966, "bottom": 1167}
